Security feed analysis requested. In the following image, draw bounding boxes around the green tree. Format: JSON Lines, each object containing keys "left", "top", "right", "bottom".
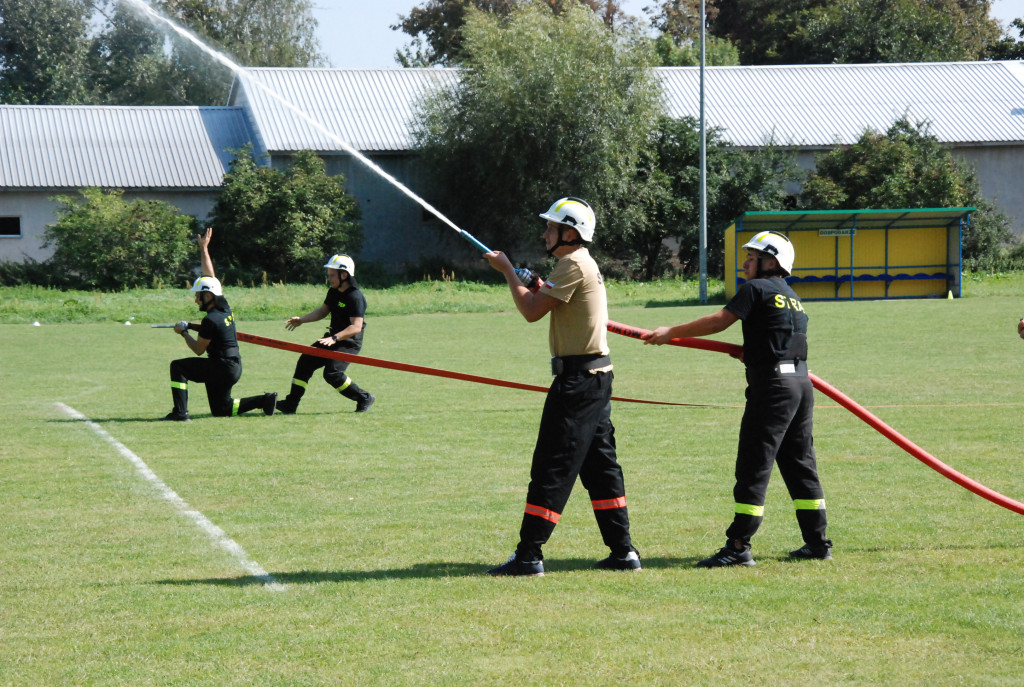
{"left": 709, "top": 0, "right": 817, "bottom": 64}
{"left": 0, "top": 0, "right": 94, "bottom": 104}
{"left": 643, "top": 0, "right": 717, "bottom": 43}
{"left": 638, "top": 1, "right": 738, "bottom": 66}
{"left": 43, "top": 188, "right": 197, "bottom": 290}
{"left": 148, "top": 0, "right": 326, "bottom": 67}
{"left": 393, "top": 0, "right": 633, "bottom": 67}
{"left": 3, "top": 0, "right": 327, "bottom": 106}
{"left": 800, "top": 118, "right": 1016, "bottom": 270}
{"left": 987, "top": 18, "right": 1024, "bottom": 60}
{"left": 650, "top": 32, "right": 738, "bottom": 66}
{"left": 796, "top": 0, "right": 1001, "bottom": 64}
{"left": 711, "top": 0, "right": 1001, "bottom": 64}
{"left": 412, "top": 3, "right": 661, "bottom": 260}
{"left": 90, "top": 2, "right": 174, "bottom": 105}
{"left": 208, "top": 147, "right": 363, "bottom": 284}
{"left": 130, "top": 0, "right": 327, "bottom": 104}
{"left": 609, "top": 116, "right": 799, "bottom": 280}
{"left": 393, "top": 0, "right": 517, "bottom": 67}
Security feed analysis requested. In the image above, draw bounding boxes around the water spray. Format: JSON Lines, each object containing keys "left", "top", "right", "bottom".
{"left": 119, "top": 0, "right": 494, "bottom": 257}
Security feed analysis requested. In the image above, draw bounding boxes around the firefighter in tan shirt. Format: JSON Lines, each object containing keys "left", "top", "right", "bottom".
{"left": 484, "top": 197, "right": 640, "bottom": 576}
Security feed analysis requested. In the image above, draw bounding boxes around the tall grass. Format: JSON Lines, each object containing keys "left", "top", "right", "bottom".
{"left": 0, "top": 276, "right": 720, "bottom": 324}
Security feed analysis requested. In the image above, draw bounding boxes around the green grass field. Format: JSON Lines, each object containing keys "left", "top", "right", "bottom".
{"left": 2, "top": 277, "right": 1023, "bottom": 685}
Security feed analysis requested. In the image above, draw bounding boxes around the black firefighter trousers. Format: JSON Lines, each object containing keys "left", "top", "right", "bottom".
{"left": 516, "top": 370, "right": 633, "bottom": 561}
{"left": 727, "top": 367, "right": 829, "bottom": 549}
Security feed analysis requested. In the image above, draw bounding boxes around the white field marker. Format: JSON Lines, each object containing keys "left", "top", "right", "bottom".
{"left": 55, "top": 402, "right": 286, "bottom": 591}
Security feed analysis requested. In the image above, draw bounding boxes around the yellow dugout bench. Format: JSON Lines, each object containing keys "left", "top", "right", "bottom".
{"left": 724, "top": 208, "right": 974, "bottom": 301}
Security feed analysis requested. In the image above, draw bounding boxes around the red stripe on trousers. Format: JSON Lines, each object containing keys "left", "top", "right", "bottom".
{"left": 524, "top": 503, "right": 561, "bottom": 523}
{"left": 591, "top": 496, "right": 627, "bottom": 510}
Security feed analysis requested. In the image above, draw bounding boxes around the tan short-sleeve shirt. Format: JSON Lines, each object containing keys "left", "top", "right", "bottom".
{"left": 541, "top": 248, "right": 610, "bottom": 358}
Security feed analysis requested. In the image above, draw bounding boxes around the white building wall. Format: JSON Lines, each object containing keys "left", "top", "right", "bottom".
{"left": 952, "top": 145, "right": 1024, "bottom": 235}
{"left": 0, "top": 190, "right": 220, "bottom": 263}
{"left": 0, "top": 192, "right": 56, "bottom": 262}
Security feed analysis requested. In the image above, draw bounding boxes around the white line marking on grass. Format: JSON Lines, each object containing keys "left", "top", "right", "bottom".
{"left": 55, "top": 402, "right": 286, "bottom": 591}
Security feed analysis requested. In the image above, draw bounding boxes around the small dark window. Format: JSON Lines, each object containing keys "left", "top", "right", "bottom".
{"left": 0, "top": 217, "right": 21, "bottom": 237}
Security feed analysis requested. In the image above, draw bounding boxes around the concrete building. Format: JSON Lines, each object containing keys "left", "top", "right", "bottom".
{"left": 2, "top": 62, "right": 1023, "bottom": 272}
{"left": 0, "top": 105, "right": 255, "bottom": 263}
{"left": 659, "top": 61, "right": 1024, "bottom": 232}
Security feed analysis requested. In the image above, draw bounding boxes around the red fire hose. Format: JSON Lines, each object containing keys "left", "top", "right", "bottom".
{"left": 237, "top": 331, "right": 717, "bottom": 408}
{"left": 606, "top": 320, "right": 1024, "bottom": 516}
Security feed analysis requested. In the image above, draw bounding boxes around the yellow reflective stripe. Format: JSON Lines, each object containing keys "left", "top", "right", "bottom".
{"left": 735, "top": 503, "right": 765, "bottom": 517}
{"left": 231, "top": 398, "right": 240, "bottom": 416}
{"left": 292, "top": 378, "right": 308, "bottom": 389}
{"left": 336, "top": 378, "right": 352, "bottom": 393}
{"left": 793, "top": 498, "right": 826, "bottom": 511}
{"left": 170, "top": 381, "right": 187, "bottom": 390}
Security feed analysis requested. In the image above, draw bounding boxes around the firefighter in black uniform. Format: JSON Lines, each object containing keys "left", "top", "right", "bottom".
{"left": 483, "top": 197, "right": 640, "bottom": 576}
{"left": 163, "top": 228, "right": 277, "bottom": 421}
{"left": 643, "top": 231, "right": 832, "bottom": 567}
{"left": 276, "top": 254, "right": 375, "bottom": 414}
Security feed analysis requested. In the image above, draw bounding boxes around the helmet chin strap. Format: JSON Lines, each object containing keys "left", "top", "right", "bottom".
{"left": 754, "top": 253, "right": 782, "bottom": 278}
{"left": 755, "top": 255, "right": 769, "bottom": 278}
{"left": 546, "top": 225, "right": 583, "bottom": 256}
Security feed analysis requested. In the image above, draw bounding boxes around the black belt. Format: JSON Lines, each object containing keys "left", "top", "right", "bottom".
{"left": 747, "top": 359, "right": 807, "bottom": 379}
{"left": 551, "top": 354, "right": 611, "bottom": 375}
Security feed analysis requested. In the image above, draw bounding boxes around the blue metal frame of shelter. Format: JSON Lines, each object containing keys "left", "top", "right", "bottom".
{"left": 731, "top": 208, "right": 974, "bottom": 301}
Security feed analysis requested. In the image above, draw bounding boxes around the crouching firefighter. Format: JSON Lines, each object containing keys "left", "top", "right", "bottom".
{"left": 276, "top": 254, "right": 375, "bottom": 414}
{"left": 163, "top": 228, "right": 276, "bottom": 421}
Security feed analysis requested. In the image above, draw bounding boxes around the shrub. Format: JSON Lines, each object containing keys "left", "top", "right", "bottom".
{"left": 208, "top": 147, "right": 363, "bottom": 284}
{"left": 800, "top": 118, "right": 1018, "bottom": 268}
{"left": 43, "top": 188, "right": 197, "bottom": 290}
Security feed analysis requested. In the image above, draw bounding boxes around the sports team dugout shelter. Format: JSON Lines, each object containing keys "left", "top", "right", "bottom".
{"left": 724, "top": 208, "right": 975, "bottom": 301}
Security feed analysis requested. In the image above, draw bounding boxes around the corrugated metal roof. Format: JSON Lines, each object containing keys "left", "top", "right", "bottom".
{"left": 734, "top": 208, "right": 977, "bottom": 232}
{"left": 4, "top": 62, "right": 1022, "bottom": 191}
{"left": 231, "top": 62, "right": 1024, "bottom": 153}
{"left": 0, "top": 106, "right": 254, "bottom": 188}
{"left": 659, "top": 61, "right": 1024, "bottom": 148}
{"left": 231, "top": 68, "right": 458, "bottom": 153}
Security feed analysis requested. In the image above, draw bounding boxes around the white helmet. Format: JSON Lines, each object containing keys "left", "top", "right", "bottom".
{"left": 324, "top": 254, "right": 355, "bottom": 275}
{"left": 190, "top": 275, "right": 223, "bottom": 296}
{"left": 539, "top": 197, "right": 596, "bottom": 242}
{"left": 743, "top": 231, "right": 795, "bottom": 275}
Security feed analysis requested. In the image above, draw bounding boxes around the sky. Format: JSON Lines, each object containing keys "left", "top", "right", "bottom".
{"left": 311, "top": 0, "right": 1024, "bottom": 69}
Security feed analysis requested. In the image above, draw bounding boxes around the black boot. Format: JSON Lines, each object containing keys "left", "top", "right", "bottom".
{"left": 593, "top": 504, "right": 633, "bottom": 559}
{"left": 516, "top": 511, "right": 558, "bottom": 563}
{"left": 794, "top": 508, "right": 831, "bottom": 556}
{"left": 339, "top": 379, "right": 374, "bottom": 412}
{"left": 167, "top": 377, "right": 189, "bottom": 420}
{"left": 237, "top": 392, "right": 277, "bottom": 416}
{"left": 277, "top": 382, "right": 307, "bottom": 414}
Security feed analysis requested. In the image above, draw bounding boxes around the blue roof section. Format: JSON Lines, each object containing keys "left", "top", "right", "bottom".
{"left": 0, "top": 105, "right": 255, "bottom": 189}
